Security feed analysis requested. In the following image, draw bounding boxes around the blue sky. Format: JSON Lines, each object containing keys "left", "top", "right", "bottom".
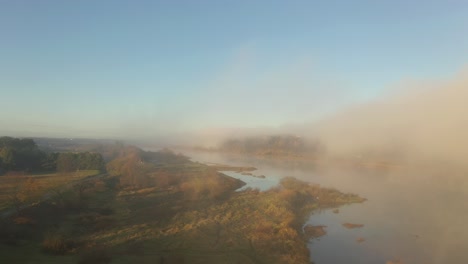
{"left": 1, "top": 0, "right": 467, "bottom": 139}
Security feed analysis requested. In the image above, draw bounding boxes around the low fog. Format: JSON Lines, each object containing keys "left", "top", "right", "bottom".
{"left": 191, "top": 68, "right": 467, "bottom": 169}
{"left": 307, "top": 69, "right": 468, "bottom": 167}
{"left": 179, "top": 70, "right": 468, "bottom": 263}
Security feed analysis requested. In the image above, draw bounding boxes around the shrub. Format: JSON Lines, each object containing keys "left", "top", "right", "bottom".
{"left": 42, "top": 230, "right": 76, "bottom": 255}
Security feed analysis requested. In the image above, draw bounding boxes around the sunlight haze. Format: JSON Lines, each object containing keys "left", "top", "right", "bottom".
{"left": 1, "top": 1, "right": 467, "bottom": 139}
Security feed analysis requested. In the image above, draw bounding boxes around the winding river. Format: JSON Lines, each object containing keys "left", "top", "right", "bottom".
{"left": 177, "top": 150, "right": 468, "bottom": 264}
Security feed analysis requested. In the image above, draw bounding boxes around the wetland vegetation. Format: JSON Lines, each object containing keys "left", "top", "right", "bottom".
{"left": 0, "top": 139, "right": 365, "bottom": 263}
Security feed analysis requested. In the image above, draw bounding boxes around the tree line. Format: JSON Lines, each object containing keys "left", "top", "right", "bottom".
{"left": 219, "top": 134, "right": 323, "bottom": 156}
{"left": 106, "top": 147, "right": 189, "bottom": 188}
{"left": 0, "top": 136, "right": 105, "bottom": 175}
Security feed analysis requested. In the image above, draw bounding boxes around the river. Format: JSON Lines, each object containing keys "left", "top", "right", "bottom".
{"left": 174, "top": 149, "right": 468, "bottom": 264}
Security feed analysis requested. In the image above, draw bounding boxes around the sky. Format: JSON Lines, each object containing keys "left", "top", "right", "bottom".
{"left": 1, "top": 0, "right": 467, "bottom": 139}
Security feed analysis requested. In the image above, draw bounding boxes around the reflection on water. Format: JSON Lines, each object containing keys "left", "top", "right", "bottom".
{"left": 179, "top": 149, "right": 468, "bottom": 264}
{"left": 220, "top": 171, "right": 279, "bottom": 191}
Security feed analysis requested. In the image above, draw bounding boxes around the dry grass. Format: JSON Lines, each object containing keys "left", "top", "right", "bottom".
{"left": 0, "top": 160, "right": 365, "bottom": 264}
{"left": 82, "top": 175, "right": 363, "bottom": 264}
{"left": 42, "top": 230, "right": 78, "bottom": 255}
{"left": 0, "top": 170, "right": 99, "bottom": 210}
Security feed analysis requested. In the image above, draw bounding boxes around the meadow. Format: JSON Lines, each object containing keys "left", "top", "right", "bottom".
{"left": 0, "top": 149, "right": 364, "bottom": 264}
{"left": 0, "top": 170, "right": 100, "bottom": 211}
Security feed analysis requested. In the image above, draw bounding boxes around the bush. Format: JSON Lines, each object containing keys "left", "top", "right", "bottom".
{"left": 42, "top": 230, "right": 76, "bottom": 255}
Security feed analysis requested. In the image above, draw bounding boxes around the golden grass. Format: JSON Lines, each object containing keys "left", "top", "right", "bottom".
{"left": 0, "top": 170, "right": 100, "bottom": 210}
{"left": 80, "top": 176, "right": 363, "bottom": 264}
{"left": 0, "top": 162, "right": 364, "bottom": 264}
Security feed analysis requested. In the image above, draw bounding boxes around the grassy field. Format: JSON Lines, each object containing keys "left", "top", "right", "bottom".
{"left": 0, "top": 162, "right": 364, "bottom": 264}
{"left": 0, "top": 170, "right": 100, "bottom": 211}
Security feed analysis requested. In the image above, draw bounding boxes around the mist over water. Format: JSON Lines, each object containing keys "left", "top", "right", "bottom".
{"left": 183, "top": 69, "right": 468, "bottom": 173}
{"left": 308, "top": 167, "right": 468, "bottom": 264}
{"left": 179, "top": 150, "right": 468, "bottom": 264}
{"left": 306, "top": 69, "right": 468, "bottom": 167}
{"left": 172, "top": 72, "right": 468, "bottom": 263}
{"left": 2, "top": 1, "right": 467, "bottom": 263}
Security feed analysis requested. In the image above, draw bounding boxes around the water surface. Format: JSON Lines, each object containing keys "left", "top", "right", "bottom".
{"left": 177, "top": 150, "right": 468, "bottom": 264}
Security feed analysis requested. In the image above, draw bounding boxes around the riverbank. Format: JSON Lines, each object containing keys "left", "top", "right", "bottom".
{"left": 182, "top": 146, "right": 406, "bottom": 173}
{"left": 0, "top": 149, "right": 365, "bottom": 264}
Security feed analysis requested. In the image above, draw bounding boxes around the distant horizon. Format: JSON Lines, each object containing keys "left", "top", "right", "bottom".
{"left": 2, "top": 1, "right": 467, "bottom": 139}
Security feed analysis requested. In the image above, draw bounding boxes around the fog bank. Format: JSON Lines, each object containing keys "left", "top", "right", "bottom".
{"left": 309, "top": 69, "right": 468, "bottom": 166}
